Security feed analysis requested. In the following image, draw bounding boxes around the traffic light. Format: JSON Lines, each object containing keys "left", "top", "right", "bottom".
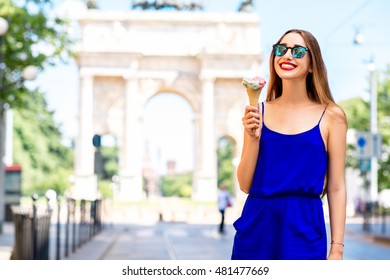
{"left": 92, "top": 134, "right": 101, "bottom": 148}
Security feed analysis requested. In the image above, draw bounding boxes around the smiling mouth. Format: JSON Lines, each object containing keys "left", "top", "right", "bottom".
{"left": 280, "top": 63, "right": 296, "bottom": 70}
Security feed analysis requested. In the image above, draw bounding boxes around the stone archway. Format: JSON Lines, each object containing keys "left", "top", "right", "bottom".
{"left": 73, "top": 10, "right": 263, "bottom": 201}
{"left": 142, "top": 91, "right": 194, "bottom": 199}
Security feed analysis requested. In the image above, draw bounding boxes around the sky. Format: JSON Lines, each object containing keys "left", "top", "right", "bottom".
{"left": 30, "top": 0, "right": 390, "bottom": 173}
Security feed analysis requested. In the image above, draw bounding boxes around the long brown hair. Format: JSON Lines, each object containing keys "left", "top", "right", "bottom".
{"left": 266, "top": 29, "right": 335, "bottom": 106}
{"left": 267, "top": 29, "right": 334, "bottom": 198}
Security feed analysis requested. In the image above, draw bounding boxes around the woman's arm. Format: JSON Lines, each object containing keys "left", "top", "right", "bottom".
{"left": 325, "top": 104, "right": 348, "bottom": 260}
{"left": 237, "top": 105, "right": 262, "bottom": 194}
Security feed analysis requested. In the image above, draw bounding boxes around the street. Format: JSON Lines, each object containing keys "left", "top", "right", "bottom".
{"left": 1, "top": 202, "right": 389, "bottom": 260}
{"left": 66, "top": 219, "right": 390, "bottom": 260}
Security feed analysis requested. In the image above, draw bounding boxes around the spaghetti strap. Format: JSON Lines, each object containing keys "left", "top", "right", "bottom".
{"left": 261, "top": 102, "right": 265, "bottom": 123}
{"left": 318, "top": 104, "right": 328, "bottom": 125}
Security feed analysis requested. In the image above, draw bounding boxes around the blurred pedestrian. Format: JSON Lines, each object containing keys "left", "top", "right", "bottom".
{"left": 217, "top": 182, "right": 232, "bottom": 234}
{"left": 232, "top": 29, "right": 347, "bottom": 260}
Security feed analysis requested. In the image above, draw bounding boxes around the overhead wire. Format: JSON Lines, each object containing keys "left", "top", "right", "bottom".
{"left": 323, "top": 0, "right": 373, "bottom": 43}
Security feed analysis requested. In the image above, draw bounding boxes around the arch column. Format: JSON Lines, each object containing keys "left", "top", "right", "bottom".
{"left": 74, "top": 74, "right": 98, "bottom": 199}
{"left": 193, "top": 76, "right": 217, "bottom": 201}
{"left": 118, "top": 76, "right": 143, "bottom": 201}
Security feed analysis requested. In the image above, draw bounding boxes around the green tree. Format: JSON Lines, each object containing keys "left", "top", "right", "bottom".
{"left": 217, "top": 137, "right": 235, "bottom": 195}
{"left": 99, "top": 146, "right": 119, "bottom": 180}
{"left": 377, "top": 67, "right": 390, "bottom": 189}
{"left": 339, "top": 97, "right": 369, "bottom": 170}
{"left": 160, "top": 173, "right": 192, "bottom": 198}
{"left": 0, "top": 0, "right": 73, "bottom": 105}
{"left": 0, "top": 0, "right": 73, "bottom": 231}
{"left": 339, "top": 67, "right": 390, "bottom": 191}
{"left": 339, "top": 97, "right": 370, "bottom": 132}
{"left": 96, "top": 145, "right": 119, "bottom": 198}
{"left": 13, "top": 89, "right": 73, "bottom": 196}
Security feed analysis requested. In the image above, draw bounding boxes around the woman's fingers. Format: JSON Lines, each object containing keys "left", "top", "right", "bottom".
{"left": 244, "top": 105, "right": 259, "bottom": 115}
{"left": 247, "top": 122, "right": 259, "bottom": 134}
{"left": 243, "top": 106, "right": 260, "bottom": 125}
{"left": 242, "top": 106, "right": 261, "bottom": 136}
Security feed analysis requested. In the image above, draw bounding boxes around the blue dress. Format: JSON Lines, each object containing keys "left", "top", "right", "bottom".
{"left": 231, "top": 102, "right": 328, "bottom": 260}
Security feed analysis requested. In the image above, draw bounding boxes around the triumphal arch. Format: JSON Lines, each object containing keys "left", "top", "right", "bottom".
{"left": 73, "top": 8, "right": 263, "bottom": 201}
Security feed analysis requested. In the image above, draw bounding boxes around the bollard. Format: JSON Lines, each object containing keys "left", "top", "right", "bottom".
{"left": 42, "top": 192, "right": 53, "bottom": 260}
{"left": 56, "top": 196, "right": 61, "bottom": 260}
{"left": 382, "top": 207, "right": 387, "bottom": 234}
{"left": 96, "top": 199, "right": 102, "bottom": 233}
{"left": 91, "top": 200, "right": 96, "bottom": 236}
{"left": 32, "top": 194, "right": 38, "bottom": 260}
{"left": 71, "top": 199, "right": 76, "bottom": 253}
{"left": 64, "top": 198, "right": 70, "bottom": 258}
{"left": 89, "top": 200, "right": 94, "bottom": 239}
{"left": 79, "top": 199, "right": 86, "bottom": 247}
{"left": 40, "top": 206, "right": 51, "bottom": 260}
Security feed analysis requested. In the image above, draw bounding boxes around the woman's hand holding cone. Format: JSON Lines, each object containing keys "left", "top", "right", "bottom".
{"left": 241, "top": 76, "right": 266, "bottom": 136}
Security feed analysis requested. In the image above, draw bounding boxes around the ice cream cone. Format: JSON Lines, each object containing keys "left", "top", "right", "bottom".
{"left": 242, "top": 76, "right": 266, "bottom": 106}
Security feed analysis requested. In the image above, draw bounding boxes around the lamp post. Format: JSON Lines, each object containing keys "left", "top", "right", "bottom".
{"left": 353, "top": 31, "right": 379, "bottom": 222}
{"left": 0, "top": 16, "right": 10, "bottom": 235}
{"left": 0, "top": 17, "right": 9, "bottom": 82}
{"left": 0, "top": 17, "right": 8, "bottom": 42}
{"left": 368, "top": 58, "right": 379, "bottom": 207}
{"left": 0, "top": 16, "right": 38, "bottom": 233}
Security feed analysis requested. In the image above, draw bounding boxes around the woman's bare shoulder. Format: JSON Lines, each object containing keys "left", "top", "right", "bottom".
{"left": 326, "top": 103, "right": 347, "bottom": 125}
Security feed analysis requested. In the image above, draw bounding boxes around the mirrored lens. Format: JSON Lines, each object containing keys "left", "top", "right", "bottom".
{"left": 273, "top": 44, "right": 287, "bottom": 56}
{"left": 292, "top": 46, "right": 307, "bottom": 58}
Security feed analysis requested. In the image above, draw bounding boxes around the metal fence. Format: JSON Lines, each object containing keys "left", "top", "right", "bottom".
{"left": 60, "top": 197, "right": 105, "bottom": 260}
{"left": 10, "top": 194, "right": 107, "bottom": 260}
{"left": 10, "top": 195, "right": 51, "bottom": 260}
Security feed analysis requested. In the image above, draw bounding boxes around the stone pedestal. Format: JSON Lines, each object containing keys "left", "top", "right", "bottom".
{"left": 73, "top": 175, "right": 98, "bottom": 200}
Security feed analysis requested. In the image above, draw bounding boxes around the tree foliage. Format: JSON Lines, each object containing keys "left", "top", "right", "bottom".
{"left": 377, "top": 67, "right": 390, "bottom": 189}
{"left": 13, "top": 90, "right": 74, "bottom": 196}
{"left": 217, "top": 137, "right": 235, "bottom": 195}
{"left": 99, "top": 146, "right": 119, "bottom": 180}
{"left": 339, "top": 67, "right": 390, "bottom": 191}
{"left": 0, "top": 0, "right": 73, "bottom": 107}
{"left": 96, "top": 146, "right": 118, "bottom": 198}
{"left": 160, "top": 173, "right": 192, "bottom": 198}
{"left": 339, "top": 97, "right": 369, "bottom": 170}
{"left": 0, "top": 0, "right": 74, "bottom": 196}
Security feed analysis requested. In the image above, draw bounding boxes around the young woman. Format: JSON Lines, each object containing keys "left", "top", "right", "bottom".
{"left": 231, "top": 29, "right": 347, "bottom": 260}
{"left": 217, "top": 182, "right": 232, "bottom": 234}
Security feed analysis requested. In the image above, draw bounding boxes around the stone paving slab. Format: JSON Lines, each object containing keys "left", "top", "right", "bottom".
{"left": 100, "top": 223, "right": 234, "bottom": 260}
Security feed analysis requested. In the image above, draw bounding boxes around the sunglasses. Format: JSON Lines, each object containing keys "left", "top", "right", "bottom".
{"left": 272, "top": 44, "right": 309, "bottom": 58}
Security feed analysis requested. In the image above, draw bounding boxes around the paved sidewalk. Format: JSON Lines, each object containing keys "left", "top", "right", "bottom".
{"left": 0, "top": 222, "right": 14, "bottom": 260}
{"left": 65, "top": 222, "right": 235, "bottom": 260}
{"left": 0, "top": 200, "right": 236, "bottom": 260}
{"left": 65, "top": 219, "right": 390, "bottom": 260}
{"left": 1, "top": 204, "right": 390, "bottom": 260}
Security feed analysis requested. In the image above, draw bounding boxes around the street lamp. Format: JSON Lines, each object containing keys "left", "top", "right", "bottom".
{"left": 0, "top": 16, "right": 38, "bottom": 91}
{"left": 0, "top": 16, "right": 38, "bottom": 234}
{"left": 353, "top": 31, "right": 379, "bottom": 226}
{"left": 22, "top": 65, "right": 38, "bottom": 81}
{"left": 0, "top": 17, "right": 9, "bottom": 85}
{"left": 0, "top": 16, "right": 10, "bottom": 235}
{"left": 0, "top": 17, "right": 8, "bottom": 36}
{"left": 3, "top": 64, "right": 38, "bottom": 167}
{"left": 353, "top": 28, "right": 365, "bottom": 45}
{"left": 367, "top": 57, "right": 379, "bottom": 205}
